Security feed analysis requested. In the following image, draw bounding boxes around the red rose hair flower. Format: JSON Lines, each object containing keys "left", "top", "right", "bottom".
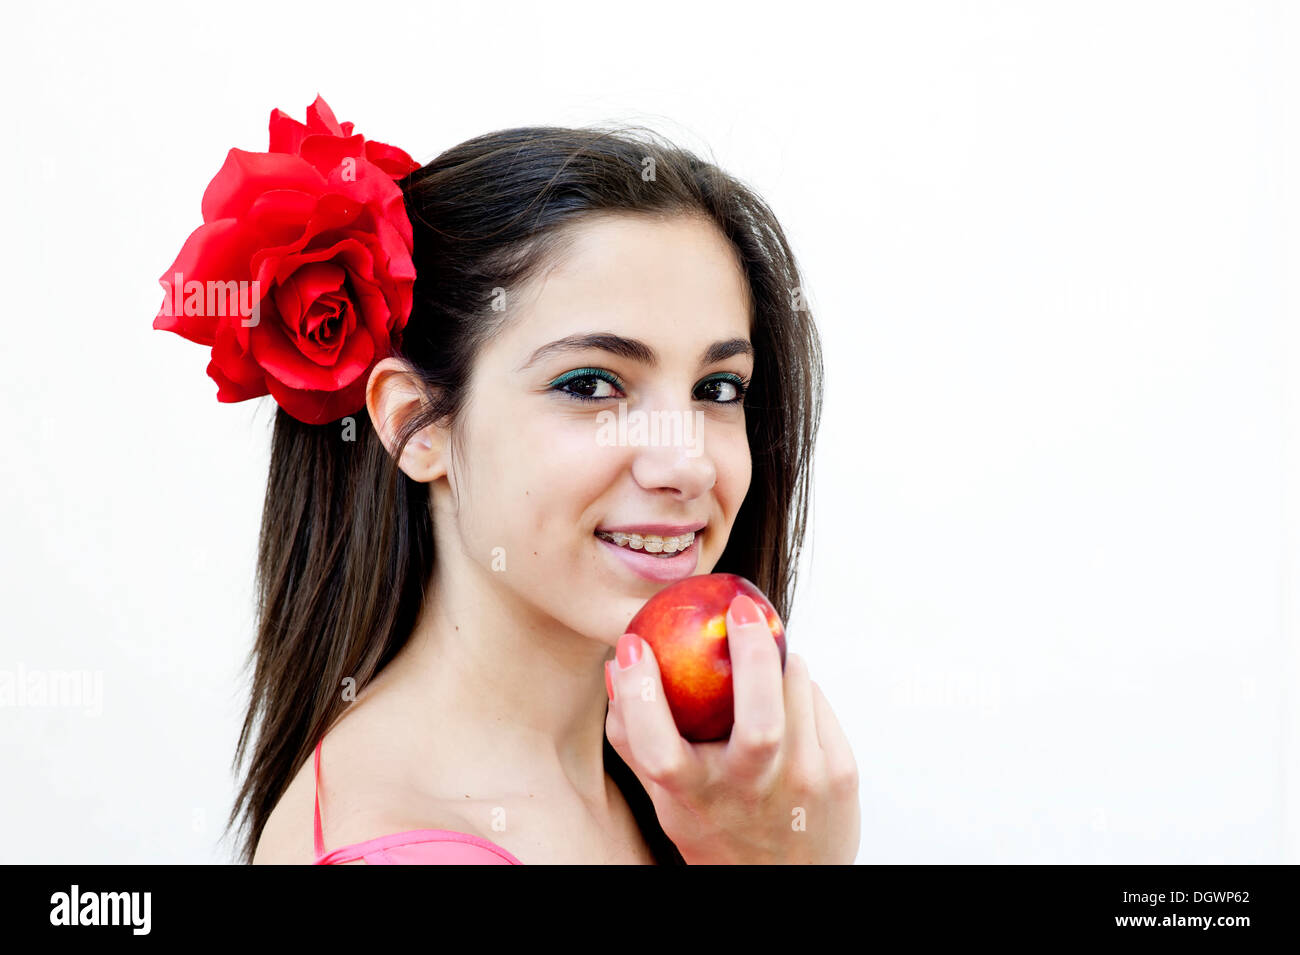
{"left": 153, "top": 95, "right": 421, "bottom": 424}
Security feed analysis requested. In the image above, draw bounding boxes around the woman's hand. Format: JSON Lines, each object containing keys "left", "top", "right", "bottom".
{"left": 604, "top": 593, "right": 860, "bottom": 864}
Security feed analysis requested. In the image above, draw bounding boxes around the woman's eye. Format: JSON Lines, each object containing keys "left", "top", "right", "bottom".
{"left": 696, "top": 376, "right": 747, "bottom": 404}
{"left": 549, "top": 369, "right": 624, "bottom": 403}
{"left": 568, "top": 376, "right": 619, "bottom": 400}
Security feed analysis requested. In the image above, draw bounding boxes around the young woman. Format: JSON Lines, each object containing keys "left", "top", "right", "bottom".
{"left": 204, "top": 110, "right": 859, "bottom": 864}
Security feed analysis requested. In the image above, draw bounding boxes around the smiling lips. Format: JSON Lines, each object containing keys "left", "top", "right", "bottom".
{"left": 595, "top": 527, "right": 702, "bottom": 582}
{"left": 595, "top": 529, "right": 696, "bottom": 554}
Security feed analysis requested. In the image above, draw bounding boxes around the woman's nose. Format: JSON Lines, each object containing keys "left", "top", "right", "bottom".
{"left": 623, "top": 408, "right": 717, "bottom": 498}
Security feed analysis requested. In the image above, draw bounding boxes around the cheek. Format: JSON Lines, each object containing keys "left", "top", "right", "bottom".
{"left": 446, "top": 409, "right": 533, "bottom": 555}
{"left": 715, "top": 425, "right": 753, "bottom": 512}
{"left": 475, "top": 410, "right": 615, "bottom": 550}
{"left": 528, "top": 419, "right": 619, "bottom": 529}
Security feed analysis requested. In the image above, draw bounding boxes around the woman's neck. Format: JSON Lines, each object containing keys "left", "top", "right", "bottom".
{"left": 370, "top": 561, "right": 617, "bottom": 815}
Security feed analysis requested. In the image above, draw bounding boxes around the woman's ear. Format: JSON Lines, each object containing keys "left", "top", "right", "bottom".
{"left": 365, "top": 357, "right": 446, "bottom": 483}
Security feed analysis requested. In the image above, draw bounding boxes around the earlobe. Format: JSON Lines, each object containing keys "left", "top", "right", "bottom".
{"left": 397, "top": 420, "right": 444, "bottom": 484}
{"left": 365, "top": 357, "right": 446, "bottom": 483}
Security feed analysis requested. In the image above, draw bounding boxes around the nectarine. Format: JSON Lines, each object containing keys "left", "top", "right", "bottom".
{"left": 625, "top": 573, "right": 787, "bottom": 742}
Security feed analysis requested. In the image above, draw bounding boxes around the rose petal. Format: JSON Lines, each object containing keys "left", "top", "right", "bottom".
{"left": 299, "top": 133, "right": 366, "bottom": 177}
{"left": 208, "top": 320, "right": 270, "bottom": 401}
{"left": 284, "top": 261, "right": 347, "bottom": 311}
{"left": 266, "top": 372, "right": 368, "bottom": 426}
{"left": 305, "top": 95, "right": 345, "bottom": 136}
{"left": 249, "top": 194, "right": 365, "bottom": 281}
{"left": 253, "top": 231, "right": 374, "bottom": 294}
{"left": 153, "top": 218, "right": 262, "bottom": 345}
{"left": 372, "top": 211, "right": 416, "bottom": 282}
{"left": 323, "top": 158, "right": 406, "bottom": 223}
{"left": 242, "top": 189, "right": 320, "bottom": 247}
{"left": 347, "top": 274, "right": 392, "bottom": 337}
{"left": 296, "top": 294, "right": 356, "bottom": 366}
{"left": 207, "top": 358, "right": 268, "bottom": 403}
{"left": 268, "top": 109, "right": 310, "bottom": 155}
{"left": 365, "top": 140, "right": 421, "bottom": 179}
{"left": 201, "top": 149, "right": 327, "bottom": 224}
{"left": 252, "top": 312, "right": 375, "bottom": 392}
{"left": 301, "top": 294, "right": 341, "bottom": 339}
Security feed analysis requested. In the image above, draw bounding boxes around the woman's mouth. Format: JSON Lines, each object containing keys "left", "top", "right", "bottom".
{"left": 594, "top": 528, "right": 702, "bottom": 582}
{"left": 595, "top": 529, "right": 696, "bottom": 555}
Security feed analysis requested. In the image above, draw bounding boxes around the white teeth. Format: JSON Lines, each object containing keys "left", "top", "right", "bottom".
{"left": 598, "top": 530, "right": 696, "bottom": 555}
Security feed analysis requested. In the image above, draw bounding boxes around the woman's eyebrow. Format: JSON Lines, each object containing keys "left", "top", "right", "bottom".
{"left": 517, "top": 333, "right": 752, "bottom": 372}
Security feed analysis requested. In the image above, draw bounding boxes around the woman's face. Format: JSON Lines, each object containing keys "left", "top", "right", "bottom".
{"left": 439, "top": 213, "right": 755, "bottom": 646}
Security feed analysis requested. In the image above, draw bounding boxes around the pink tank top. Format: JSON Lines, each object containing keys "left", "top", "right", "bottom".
{"left": 311, "top": 736, "right": 524, "bottom": 865}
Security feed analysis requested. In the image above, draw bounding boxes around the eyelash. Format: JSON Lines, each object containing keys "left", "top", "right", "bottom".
{"left": 548, "top": 368, "right": 750, "bottom": 405}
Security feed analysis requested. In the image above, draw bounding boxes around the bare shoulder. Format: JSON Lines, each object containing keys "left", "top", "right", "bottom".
{"left": 254, "top": 707, "right": 487, "bottom": 865}
{"left": 250, "top": 746, "right": 318, "bottom": 864}
{"left": 251, "top": 735, "right": 386, "bottom": 865}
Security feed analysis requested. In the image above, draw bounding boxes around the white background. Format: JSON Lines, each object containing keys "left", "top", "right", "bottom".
{"left": 0, "top": 0, "right": 1295, "bottom": 864}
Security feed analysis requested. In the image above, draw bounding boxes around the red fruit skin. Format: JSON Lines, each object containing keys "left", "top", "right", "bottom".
{"left": 626, "top": 573, "right": 786, "bottom": 742}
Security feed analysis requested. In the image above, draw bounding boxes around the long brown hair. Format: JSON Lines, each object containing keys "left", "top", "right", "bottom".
{"left": 223, "top": 124, "right": 824, "bottom": 864}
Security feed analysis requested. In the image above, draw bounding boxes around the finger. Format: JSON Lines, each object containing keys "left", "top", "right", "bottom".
{"left": 724, "top": 594, "right": 786, "bottom": 781}
{"left": 605, "top": 661, "right": 639, "bottom": 775}
{"left": 608, "top": 632, "right": 701, "bottom": 795}
{"left": 811, "top": 680, "right": 859, "bottom": 791}
{"left": 604, "top": 664, "right": 629, "bottom": 749}
{"left": 781, "top": 653, "right": 824, "bottom": 784}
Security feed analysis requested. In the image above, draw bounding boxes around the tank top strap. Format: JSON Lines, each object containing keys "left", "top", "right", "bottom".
{"left": 313, "top": 736, "right": 325, "bottom": 859}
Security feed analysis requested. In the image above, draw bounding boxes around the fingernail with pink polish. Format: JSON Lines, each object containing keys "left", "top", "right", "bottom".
{"left": 729, "top": 594, "right": 761, "bottom": 626}
{"left": 616, "top": 633, "right": 642, "bottom": 670}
